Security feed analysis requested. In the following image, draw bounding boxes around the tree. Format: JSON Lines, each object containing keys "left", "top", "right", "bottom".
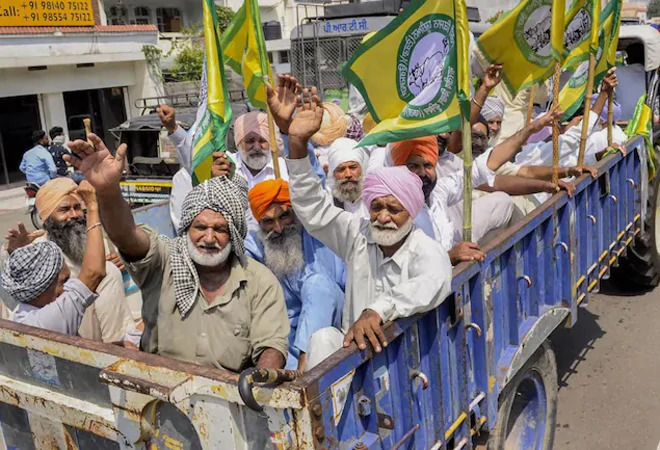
{"left": 649, "top": 0, "right": 660, "bottom": 19}
{"left": 167, "top": 6, "right": 235, "bottom": 82}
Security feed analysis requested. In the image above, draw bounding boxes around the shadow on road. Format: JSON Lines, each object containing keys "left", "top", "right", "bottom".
{"left": 550, "top": 307, "right": 605, "bottom": 389}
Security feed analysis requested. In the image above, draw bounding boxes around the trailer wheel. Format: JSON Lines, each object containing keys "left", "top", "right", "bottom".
{"left": 612, "top": 145, "right": 660, "bottom": 289}
{"left": 488, "top": 342, "right": 558, "bottom": 450}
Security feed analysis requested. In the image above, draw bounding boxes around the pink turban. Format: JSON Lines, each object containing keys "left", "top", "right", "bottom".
{"left": 362, "top": 166, "right": 424, "bottom": 219}
{"left": 234, "top": 111, "right": 269, "bottom": 148}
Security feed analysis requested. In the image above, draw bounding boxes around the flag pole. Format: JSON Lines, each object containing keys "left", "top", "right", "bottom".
{"left": 462, "top": 113, "right": 473, "bottom": 242}
{"left": 607, "top": 90, "right": 614, "bottom": 146}
{"left": 526, "top": 84, "right": 537, "bottom": 126}
{"left": 552, "top": 61, "right": 561, "bottom": 185}
{"left": 577, "top": 53, "right": 596, "bottom": 166}
{"left": 264, "top": 82, "right": 282, "bottom": 179}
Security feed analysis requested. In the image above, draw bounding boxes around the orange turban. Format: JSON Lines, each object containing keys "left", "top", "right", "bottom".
{"left": 35, "top": 178, "right": 81, "bottom": 222}
{"left": 248, "top": 179, "right": 292, "bottom": 222}
{"left": 391, "top": 136, "right": 439, "bottom": 167}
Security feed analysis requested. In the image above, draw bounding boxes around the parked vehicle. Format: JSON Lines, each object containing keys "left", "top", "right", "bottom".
{"left": 24, "top": 182, "right": 40, "bottom": 230}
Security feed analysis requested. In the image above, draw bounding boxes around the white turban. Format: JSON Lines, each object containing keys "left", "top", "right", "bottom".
{"left": 327, "top": 138, "right": 369, "bottom": 176}
{"left": 482, "top": 96, "right": 505, "bottom": 121}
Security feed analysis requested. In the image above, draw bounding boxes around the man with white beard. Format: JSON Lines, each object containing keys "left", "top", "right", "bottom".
{"left": 66, "top": 133, "right": 290, "bottom": 374}
{"left": 270, "top": 82, "right": 451, "bottom": 370}
{"left": 326, "top": 138, "right": 370, "bottom": 219}
{"left": 1, "top": 178, "right": 135, "bottom": 343}
{"left": 245, "top": 179, "right": 345, "bottom": 370}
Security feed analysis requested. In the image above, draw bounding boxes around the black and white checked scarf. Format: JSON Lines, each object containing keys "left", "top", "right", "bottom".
{"left": 167, "top": 175, "right": 249, "bottom": 318}
{"left": 1, "top": 241, "right": 64, "bottom": 304}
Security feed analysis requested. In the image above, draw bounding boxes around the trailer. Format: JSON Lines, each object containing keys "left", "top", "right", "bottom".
{"left": 0, "top": 134, "right": 652, "bottom": 449}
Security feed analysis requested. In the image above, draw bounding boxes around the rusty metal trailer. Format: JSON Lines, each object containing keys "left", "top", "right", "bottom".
{"left": 0, "top": 136, "right": 651, "bottom": 449}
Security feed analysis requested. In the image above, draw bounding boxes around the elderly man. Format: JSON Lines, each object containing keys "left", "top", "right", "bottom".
{"left": 245, "top": 179, "right": 345, "bottom": 370}
{"left": 481, "top": 96, "right": 506, "bottom": 147}
{"left": 1, "top": 183, "right": 106, "bottom": 334}
{"left": 1, "top": 178, "right": 134, "bottom": 343}
{"left": 66, "top": 134, "right": 290, "bottom": 373}
{"left": 390, "top": 136, "right": 513, "bottom": 264}
{"left": 270, "top": 83, "right": 451, "bottom": 369}
{"left": 326, "top": 138, "right": 370, "bottom": 218}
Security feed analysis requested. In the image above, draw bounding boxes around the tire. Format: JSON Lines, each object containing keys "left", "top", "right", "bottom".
{"left": 488, "top": 342, "right": 558, "bottom": 450}
{"left": 30, "top": 207, "right": 42, "bottom": 230}
{"left": 612, "top": 143, "right": 660, "bottom": 289}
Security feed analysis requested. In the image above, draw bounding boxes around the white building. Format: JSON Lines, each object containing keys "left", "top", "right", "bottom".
{"left": 0, "top": 2, "right": 163, "bottom": 186}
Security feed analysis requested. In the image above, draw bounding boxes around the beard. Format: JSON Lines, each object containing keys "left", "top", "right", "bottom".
{"left": 44, "top": 217, "right": 86, "bottom": 265}
{"left": 370, "top": 217, "right": 414, "bottom": 247}
{"left": 241, "top": 147, "right": 269, "bottom": 171}
{"left": 420, "top": 175, "right": 437, "bottom": 201}
{"left": 257, "top": 219, "right": 304, "bottom": 278}
{"left": 332, "top": 176, "right": 363, "bottom": 204}
{"left": 186, "top": 234, "right": 232, "bottom": 267}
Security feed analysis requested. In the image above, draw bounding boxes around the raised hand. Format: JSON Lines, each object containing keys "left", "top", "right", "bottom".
{"left": 156, "top": 104, "right": 177, "bottom": 133}
{"left": 288, "top": 87, "right": 324, "bottom": 141}
{"left": 266, "top": 74, "right": 302, "bottom": 135}
{"left": 77, "top": 180, "right": 98, "bottom": 206}
{"left": 601, "top": 67, "right": 618, "bottom": 94}
{"left": 529, "top": 105, "right": 562, "bottom": 134}
{"left": 482, "top": 63, "right": 504, "bottom": 91}
{"left": 64, "top": 133, "right": 126, "bottom": 193}
{"left": 5, "top": 222, "right": 45, "bottom": 254}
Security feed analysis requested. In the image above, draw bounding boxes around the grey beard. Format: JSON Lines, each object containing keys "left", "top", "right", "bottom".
{"left": 186, "top": 234, "right": 232, "bottom": 267}
{"left": 370, "top": 217, "right": 414, "bottom": 247}
{"left": 44, "top": 217, "right": 86, "bottom": 265}
{"left": 332, "top": 177, "right": 363, "bottom": 204}
{"left": 241, "top": 149, "right": 269, "bottom": 171}
{"left": 258, "top": 220, "right": 305, "bottom": 278}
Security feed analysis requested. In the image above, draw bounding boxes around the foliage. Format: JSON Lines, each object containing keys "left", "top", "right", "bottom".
{"left": 166, "top": 6, "right": 235, "bottom": 82}
{"left": 142, "top": 44, "right": 163, "bottom": 64}
{"left": 486, "top": 10, "right": 504, "bottom": 24}
{"left": 649, "top": 0, "right": 660, "bottom": 19}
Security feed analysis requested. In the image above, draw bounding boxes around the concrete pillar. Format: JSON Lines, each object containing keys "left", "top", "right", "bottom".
{"left": 40, "top": 93, "right": 69, "bottom": 139}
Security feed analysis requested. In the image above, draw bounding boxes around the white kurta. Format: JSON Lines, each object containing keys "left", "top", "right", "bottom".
{"left": 286, "top": 157, "right": 452, "bottom": 331}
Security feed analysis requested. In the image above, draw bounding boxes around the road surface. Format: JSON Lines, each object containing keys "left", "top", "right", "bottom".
{"left": 0, "top": 203, "right": 659, "bottom": 448}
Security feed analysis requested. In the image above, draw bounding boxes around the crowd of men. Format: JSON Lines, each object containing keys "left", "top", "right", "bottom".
{"left": 0, "top": 62, "right": 628, "bottom": 377}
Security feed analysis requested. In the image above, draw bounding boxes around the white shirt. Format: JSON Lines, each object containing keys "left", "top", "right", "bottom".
{"left": 287, "top": 157, "right": 452, "bottom": 331}
{"left": 417, "top": 152, "right": 496, "bottom": 250}
{"left": 170, "top": 168, "right": 192, "bottom": 231}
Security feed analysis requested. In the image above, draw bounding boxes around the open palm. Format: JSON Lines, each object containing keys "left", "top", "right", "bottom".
{"left": 65, "top": 134, "right": 126, "bottom": 192}
{"left": 266, "top": 74, "right": 301, "bottom": 134}
{"left": 288, "top": 88, "right": 323, "bottom": 141}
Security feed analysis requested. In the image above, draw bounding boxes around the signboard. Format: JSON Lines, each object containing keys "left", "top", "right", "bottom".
{"left": 291, "top": 16, "right": 394, "bottom": 40}
{"left": 0, "top": 0, "right": 95, "bottom": 27}
{"left": 120, "top": 180, "right": 173, "bottom": 205}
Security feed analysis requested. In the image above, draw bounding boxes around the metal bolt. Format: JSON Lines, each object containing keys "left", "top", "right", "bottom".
{"left": 314, "top": 426, "right": 325, "bottom": 441}
{"left": 312, "top": 403, "right": 322, "bottom": 418}
{"left": 384, "top": 417, "right": 392, "bottom": 427}
{"left": 354, "top": 442, "right": 366, "bottom": 449}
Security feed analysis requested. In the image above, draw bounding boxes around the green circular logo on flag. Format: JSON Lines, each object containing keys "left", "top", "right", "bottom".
{"left": 514, "top": 0, "right": 553, "bottom": 67}
{"left": 568, "top": 60, "right": 590, "bottom": 88}
{"left": 396, "top": 14, "right": 456, "bottom": 121}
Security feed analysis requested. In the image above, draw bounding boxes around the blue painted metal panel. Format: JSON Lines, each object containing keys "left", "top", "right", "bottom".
{"left": 307, "top": 138, "right": 646, "bottom": 449}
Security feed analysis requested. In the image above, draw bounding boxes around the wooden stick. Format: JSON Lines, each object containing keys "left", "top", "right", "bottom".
{"left": 552, "top": 62, "right": 561, "bottom": 185}
{"left": 265, "top": 92, "right": 281, "bottom": 179}
{"left": 83, "top": 117, "right": 93, "bottom": 147}
{"left": 526, "top": 84, "right": 537, "bottom": 126}
{"left": 462, "top": 115, "right": 473, "bottom": 242}
{"left": 577, "top": 53, "right": 596, "bottom": 166}
{"left": 607, "top": 90, "right": 614, "bottom": 147}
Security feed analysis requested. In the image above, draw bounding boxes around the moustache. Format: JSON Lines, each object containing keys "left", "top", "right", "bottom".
{"left": 197, "top": 242, "right": 222, "bottom": 251}
{"left": 371, "top": 220, "right": 399, "bottom": 230}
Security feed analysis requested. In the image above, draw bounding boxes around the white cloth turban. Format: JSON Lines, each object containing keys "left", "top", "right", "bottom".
{"left": 482, "top": 96, "right": 506, "bottom": 121}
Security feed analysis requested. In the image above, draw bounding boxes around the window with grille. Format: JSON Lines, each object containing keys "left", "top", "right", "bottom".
{"left": 280, "top": 50, "right": 290, "bottom": 64}
{"left": 134, "top": 7, "right": 151, "bottom": 25}
{"left": 107, "top": 5, "right": 127, "bottom": 25}
{"left": 156, "top": 7, "right": 182, "bottom": 32}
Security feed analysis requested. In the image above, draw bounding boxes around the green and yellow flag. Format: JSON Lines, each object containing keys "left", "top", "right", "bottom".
{"left": 594, "top": 0, "right": 622, "bottom": 81}
{"left": 342, "top": 0, "right": 471, "bottom": 146}
{"left": 191, "top": 0, "right": 233, "bottom": 185}
{"left": 221, "top": 0, "right": 273, "bottom": 109}
{"left": 625, "top": 94, "right": 656, "bottom": 179}
{"left": 557, "top": 0, "right": 601, "bottom": 120}
{"left": 476, "top": 0, "right": 565, "bottom": 95}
